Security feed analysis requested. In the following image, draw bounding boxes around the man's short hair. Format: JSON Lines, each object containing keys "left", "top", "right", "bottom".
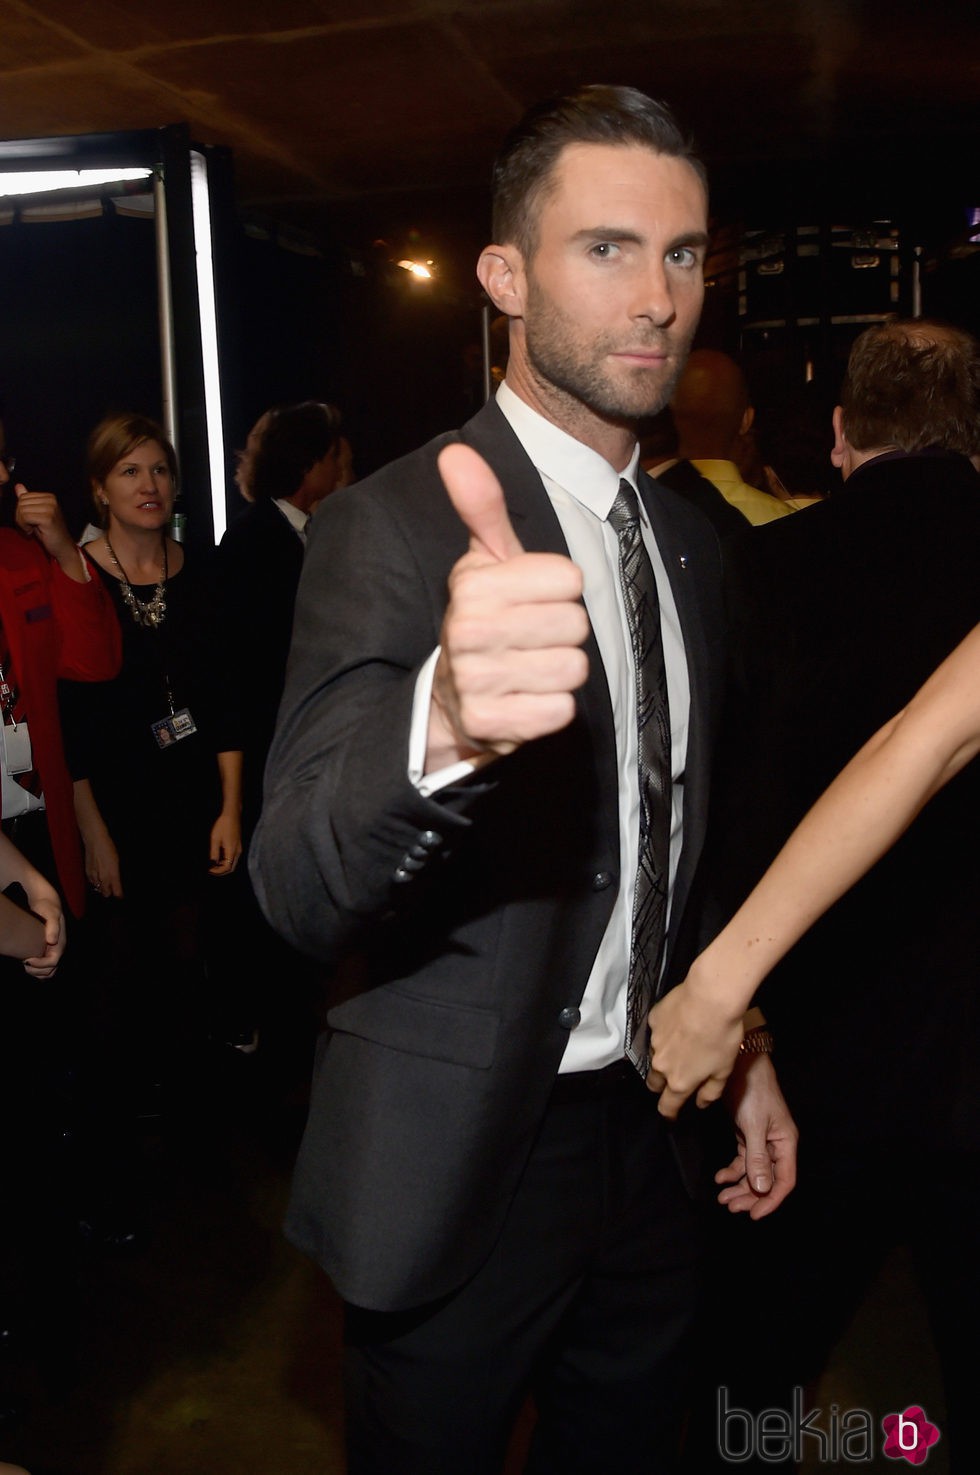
{"left": 491, "top": 84, "right": 706, "bottom": 260}
{"left": 840, "top": 319, "right": 980, "bottom": 457}
{"left": 250, "top": 401, "right": 341, "bottom": 502}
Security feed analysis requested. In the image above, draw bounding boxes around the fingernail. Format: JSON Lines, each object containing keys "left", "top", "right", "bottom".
{"left": 753, "top": 1175, "right": 769, "bottom": 1192}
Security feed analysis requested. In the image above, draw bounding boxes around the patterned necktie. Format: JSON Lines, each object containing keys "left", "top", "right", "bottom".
{"left": 0, "top": 612, "right": 43, "bottom": 798}
{"left": 607, "top": 480, "right": 672, "bottom": 1074}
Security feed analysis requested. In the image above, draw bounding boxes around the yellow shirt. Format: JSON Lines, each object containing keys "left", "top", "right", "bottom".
{"left": 690, "top": 459, "right": 793, "bottom": 526}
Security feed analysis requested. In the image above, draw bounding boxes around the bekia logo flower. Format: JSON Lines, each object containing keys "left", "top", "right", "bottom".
{"left": 882, "top": 1405, "right": 940, "bottom": 1464}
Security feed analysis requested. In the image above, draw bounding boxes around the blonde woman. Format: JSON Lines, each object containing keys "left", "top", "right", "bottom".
{"left": 60, "top": 414, "right": 242, "bottom": 1226}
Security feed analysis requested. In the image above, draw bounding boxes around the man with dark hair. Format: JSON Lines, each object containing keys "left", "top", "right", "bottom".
{"left": 220, "top": 398, "right": 345, "bottom": 828}
{"left": 252, "top": 85, "right": 796, "bottom": 1474}
{"left": 246, "top": 399, "right": 343, "bottom": 510}
{"left": 661, "top": 348, "right": 791, "bottom": 525}
{"left": 491, "top": 86, "right": 708, "bottom": 261}
{"left": 214, "top": 401, "right": 345, "bottom": 1056}
{"left": 688, "top": 316, "right": 980, "bottom": 1473}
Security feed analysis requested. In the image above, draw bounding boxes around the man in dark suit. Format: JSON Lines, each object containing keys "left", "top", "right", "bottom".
{"left": 213, "top": 402, "right": 344, "bottom": 1058}
{"left": 251, "top": 85, "right": 796, "bottom": 1475}
{"left": 219, "top": 399, "right": 344, "bottom": 831}
{"left": 689, "top": 318, "right": 980, "bottom": 1473}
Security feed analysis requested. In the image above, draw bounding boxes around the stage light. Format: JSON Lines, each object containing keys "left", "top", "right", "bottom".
{"left": 396, "top": 258, "right": 434, "bottom": 280}
{"left": 0, "top": 167, "right": 151, "bottom": 198}
{"left": 189, "top": 149, "right": 228, "bottom": 542}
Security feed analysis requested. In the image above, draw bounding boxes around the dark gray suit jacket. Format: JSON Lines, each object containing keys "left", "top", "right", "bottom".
{"left": 250, "top": 400, "right": 727, "bottom": 1311}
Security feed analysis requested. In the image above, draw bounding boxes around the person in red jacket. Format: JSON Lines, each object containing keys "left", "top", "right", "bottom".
{"left": 0, "top": 438, "right": 122, "bottom": 919}
{"left": 0, "top": 424, "right": 121, "bottom": 1439}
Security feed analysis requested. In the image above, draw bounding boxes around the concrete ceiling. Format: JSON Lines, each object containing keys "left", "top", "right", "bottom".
{"left": 1, "top": 0, "right": 978, "bottom": 278}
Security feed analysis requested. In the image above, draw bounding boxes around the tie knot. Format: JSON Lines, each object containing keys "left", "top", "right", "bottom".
{"left": 608, "top": 479, "right": 641, "bottom": 536}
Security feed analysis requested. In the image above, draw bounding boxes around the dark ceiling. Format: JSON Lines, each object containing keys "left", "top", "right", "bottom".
{"left": 1, "top": 0, "right": 978, "bottom": 288}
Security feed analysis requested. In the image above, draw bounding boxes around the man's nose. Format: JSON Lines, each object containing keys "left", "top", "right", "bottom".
{"left": 631, "top": 262, "right": 676, "bottom": 327}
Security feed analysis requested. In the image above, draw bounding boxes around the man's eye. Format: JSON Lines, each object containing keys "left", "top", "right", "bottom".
{"left": 668, "top": 247, "right": 698, "bottom": 268}
{"left": 590, "top": 242, "right": 618, "bottom": 260}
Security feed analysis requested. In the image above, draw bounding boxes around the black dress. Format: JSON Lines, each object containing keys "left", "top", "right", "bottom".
{"left": 60, "top": 550, "right": 243, "bottom": 1211}
{"left": 62, "top": 553, "right": 241, "bottom": 908}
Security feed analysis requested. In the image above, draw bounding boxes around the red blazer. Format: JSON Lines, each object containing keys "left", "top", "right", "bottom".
{"left": 0, "top": 533, "right": 121, "bottom": 916}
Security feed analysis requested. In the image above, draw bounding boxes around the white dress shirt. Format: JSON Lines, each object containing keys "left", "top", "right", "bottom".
{"left": 410, "top": 383, "right": 690, "bottom": 1070}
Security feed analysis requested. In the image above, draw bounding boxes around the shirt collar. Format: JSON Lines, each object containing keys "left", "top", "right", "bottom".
{"left": 274, "top": 497, "right": 310, "bottom": 539}
{"left": 495, "top": 381, "right": 641, "bottom": 522}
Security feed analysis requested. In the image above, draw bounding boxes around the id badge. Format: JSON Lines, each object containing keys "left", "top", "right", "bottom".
{"left": 151, "top": 706, "right": 198, "bottom": 750}
{"left": 2, "top": 719, "right": 33, "bottom": 775}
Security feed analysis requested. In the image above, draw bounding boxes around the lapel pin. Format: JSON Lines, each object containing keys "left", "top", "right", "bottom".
{"left": 678, "top": 554, "right": 688, "bottom": 569}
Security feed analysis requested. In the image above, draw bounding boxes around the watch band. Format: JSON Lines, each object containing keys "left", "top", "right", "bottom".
{"left": 739, "top": 1025, "right": 775, "bottom": 1055}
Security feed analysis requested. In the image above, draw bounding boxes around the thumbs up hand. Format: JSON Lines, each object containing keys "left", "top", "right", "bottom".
{"left": 14, "top": 485, "right": 85, "bottom": 581}
{"left": 426, "top": 443, "right": 589, "bottom": 772}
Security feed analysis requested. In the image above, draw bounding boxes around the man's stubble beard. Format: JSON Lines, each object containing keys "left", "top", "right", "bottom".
{"left": 523, "top": 275, "right": 694, "bottom": 425}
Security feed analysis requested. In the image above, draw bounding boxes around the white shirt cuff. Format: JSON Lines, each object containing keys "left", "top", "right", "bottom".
{"left": 408, "top": 647, "right": 479, "bottom": 797}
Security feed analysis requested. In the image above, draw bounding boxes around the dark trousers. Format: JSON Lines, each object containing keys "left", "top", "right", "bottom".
{"left": 681, "top": 1142, "right": 977, "bottom": 1474}
{"left": 344, "top": 1062, "right": 706, "bottom": 1475}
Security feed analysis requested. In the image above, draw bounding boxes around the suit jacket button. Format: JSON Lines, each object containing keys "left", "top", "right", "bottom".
{"left": 591, "top": 871, "right": 613, "bottom": 891}
{"left": 558, "top": 1006, "right": 581, "bottom": 1030}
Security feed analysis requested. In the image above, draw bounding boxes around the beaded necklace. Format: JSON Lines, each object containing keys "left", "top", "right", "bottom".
{"left": 104, "top": 535, "right": 168, "bottom": 628}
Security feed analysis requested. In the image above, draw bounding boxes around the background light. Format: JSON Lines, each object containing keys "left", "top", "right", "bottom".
{"left": 396, "top": 258, "right": 434, "bottom": 279}
{"left": 0, "top": 167, "right": 151, "bottom": 198}
{"left": 189, "top": 150, "right": 228, "bottom": 543}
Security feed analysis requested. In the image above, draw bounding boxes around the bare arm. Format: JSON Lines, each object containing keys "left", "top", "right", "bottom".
{"left": 0, "top": 890, "right": 47, "bottom": 960}
{"left": 649, "top": 622, "right": 980, "bottom": 1116}
{"left": 73, "top": 777, "right": 124, "bottom": 898}
{"left": 210, "top": 750, "right": 243, "bottom": 875}
{"left": 0, "top": 831, "right": 64, "bottom": 972}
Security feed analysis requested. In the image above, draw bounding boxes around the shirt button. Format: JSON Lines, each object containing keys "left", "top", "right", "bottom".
{"left": 591, "top": 871, "right": 613, "bottom": 891}
{"left": 558, "top": 1007, "right": 581, "bottom": 1030}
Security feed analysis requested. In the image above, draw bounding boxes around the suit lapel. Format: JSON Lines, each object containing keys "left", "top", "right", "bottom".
{"left": 457, "top": 406, "right": 715, "bottom": 948}
{"left": 461, "top": 400, "right": 568, "bottom": 555}
{"left": 460, "top": 401, "right": 620, "bottom": 861}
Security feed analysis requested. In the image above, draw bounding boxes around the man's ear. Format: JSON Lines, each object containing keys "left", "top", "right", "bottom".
{"left": 477, "top": 245, "right": 525, "bottom": 317}
{"left": 830, "top": 405, "right": 847, "bottom": 470}
{"left": 739, "top": 404, "right": 755, "bottom": 437}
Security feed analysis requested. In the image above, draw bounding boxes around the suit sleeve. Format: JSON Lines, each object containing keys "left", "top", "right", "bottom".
{"left": 249, "top": 475, "right": 486, "bottom": 964}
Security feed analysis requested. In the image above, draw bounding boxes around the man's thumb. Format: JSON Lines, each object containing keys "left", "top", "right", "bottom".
{"left": 438, "top": 443, "right": 523, "bottom": 561}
